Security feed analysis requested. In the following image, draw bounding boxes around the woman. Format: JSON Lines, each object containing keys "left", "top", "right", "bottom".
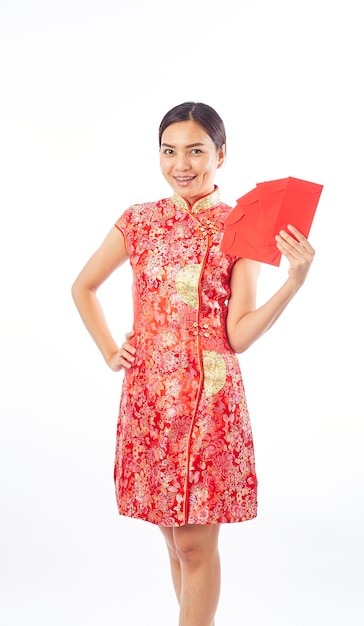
{"left": 71, "top": 101, "right": 315, "bottom": 626}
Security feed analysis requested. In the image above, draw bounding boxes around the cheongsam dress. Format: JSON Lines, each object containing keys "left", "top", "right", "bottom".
{"left": 113, "top": 186, "right": 258, "bottom": 526}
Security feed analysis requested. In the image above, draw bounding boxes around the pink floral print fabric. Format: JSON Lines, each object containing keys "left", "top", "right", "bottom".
{"left": 114, "top": 187, "right": 258, "bottom": 526}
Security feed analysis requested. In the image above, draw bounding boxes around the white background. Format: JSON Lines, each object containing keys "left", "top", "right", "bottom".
{"left": 1, "top": 1, "right": 363, "bottom": 624}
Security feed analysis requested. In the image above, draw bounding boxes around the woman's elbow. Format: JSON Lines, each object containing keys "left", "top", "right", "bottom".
{"left": 227, "top": 330, "right": 251, "bottom": 355}
{"left": 229, "top": 341, "right": 251, "bottom": 355}
{"left": 71, "top": 276, "right": 87, "bottom": 306}
{"left": 71, "top": 278, "right": 80, "bottom": 303}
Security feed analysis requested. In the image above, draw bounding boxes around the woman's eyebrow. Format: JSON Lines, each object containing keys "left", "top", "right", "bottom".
{"left": 161, "top": 142, "right": 205, "bottom": 148}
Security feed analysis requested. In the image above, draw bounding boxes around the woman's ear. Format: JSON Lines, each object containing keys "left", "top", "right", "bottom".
{"left": 217, "top": 144, "right": 226, "bottom": 169}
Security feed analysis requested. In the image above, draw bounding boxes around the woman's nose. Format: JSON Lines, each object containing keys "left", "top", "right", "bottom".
{"left": 174, "top": 154, "right": 191, "bottom": 171}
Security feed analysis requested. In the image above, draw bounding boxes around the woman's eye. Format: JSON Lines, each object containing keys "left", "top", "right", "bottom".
{"left": 163, "top": 149, "right": 174, "bottom": 155}
{"left": 191, "top": 148, "right": 202, "bottom": 154}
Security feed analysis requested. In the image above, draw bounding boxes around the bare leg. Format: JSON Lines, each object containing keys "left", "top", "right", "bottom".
{"left": 159, "top": 526, "right": 182, "bottom": 603}
{"left": 160, "top": 524, "right": 220, "bottom": 626}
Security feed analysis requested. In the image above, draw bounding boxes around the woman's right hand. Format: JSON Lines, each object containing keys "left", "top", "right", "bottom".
{"left": 107, "top": 330, "right": 136, "bottom": 372}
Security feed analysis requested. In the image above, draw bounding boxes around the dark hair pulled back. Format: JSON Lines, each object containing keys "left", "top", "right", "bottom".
{"left": 158, "top": 102, "right": 226, "bottom": 152}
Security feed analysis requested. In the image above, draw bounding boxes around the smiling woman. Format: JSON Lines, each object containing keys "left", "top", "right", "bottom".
{"left": 71, "top": 101, "right": 316, "bottom": 626}
{"left": 159, "top": 102, "right": 226, "bottom": 205}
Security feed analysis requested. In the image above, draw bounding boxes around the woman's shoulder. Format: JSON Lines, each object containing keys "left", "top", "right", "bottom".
{"left": 217, "top": 200, "right": 233, "bottom": 216}
{"left": 115, "top": 197, "right": 172, "bottom": 228}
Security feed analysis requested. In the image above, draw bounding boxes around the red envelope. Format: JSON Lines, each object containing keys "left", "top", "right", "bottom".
{"left": 221, "top": 176, "right": 323, "bottom": 266}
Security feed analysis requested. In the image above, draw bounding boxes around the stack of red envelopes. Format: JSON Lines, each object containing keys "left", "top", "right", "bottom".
{"left": 221, "top": 176, "right": 323, "bottom": 266}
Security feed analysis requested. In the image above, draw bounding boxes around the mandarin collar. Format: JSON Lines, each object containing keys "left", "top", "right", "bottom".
{"left": 171, "top": 186, "right": 220, "bottom": 215}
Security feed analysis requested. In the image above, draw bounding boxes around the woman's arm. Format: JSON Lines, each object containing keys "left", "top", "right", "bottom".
{"left": 226, "top": 224, "right": 315, "bottom": 353}
{"left": 71, "top": 227, "right": 135, "bottom": 371}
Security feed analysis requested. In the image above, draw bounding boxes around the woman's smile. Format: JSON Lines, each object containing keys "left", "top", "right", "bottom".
{"left": 173, "top": 175, "right": 196, "bottom": 186}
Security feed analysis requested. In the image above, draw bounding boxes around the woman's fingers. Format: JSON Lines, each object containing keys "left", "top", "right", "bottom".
{"left": 276, "top": 225, "right": 315, "bottom": 260}
{"left": 275, "top": 224, "right": 315, "bottom": 286}
{"left": 120, "top": 342, "right": 136, "bottom": 366}
{"left": 107, "top": 330, "right": 137, "bottom": 372}
{"left": 286, "top": 224, "right": 316, "bottom": 255}
{"left": 119, "top": 330, "right": 136, "bottom": 369}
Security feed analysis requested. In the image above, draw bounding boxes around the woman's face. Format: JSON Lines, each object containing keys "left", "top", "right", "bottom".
{"left": 160, "top": 120, "right": 225, "bottom": 205}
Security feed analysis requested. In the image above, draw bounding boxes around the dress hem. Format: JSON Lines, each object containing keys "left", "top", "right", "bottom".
{"left": 116, "top": 509, "right": 258, "bottom": 528}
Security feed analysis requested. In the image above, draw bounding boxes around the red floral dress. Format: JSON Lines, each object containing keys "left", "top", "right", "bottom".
{"left": 114, "top": 187, "right": 257, "bottom": 526}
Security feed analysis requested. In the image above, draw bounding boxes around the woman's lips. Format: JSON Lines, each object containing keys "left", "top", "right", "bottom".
{"left": 174, "top": 176, "right": 196, "bottom": 186}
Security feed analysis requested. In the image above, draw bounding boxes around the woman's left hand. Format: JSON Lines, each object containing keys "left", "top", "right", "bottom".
{"left": 275, "top": 224, "right": 315, "bottom": 288}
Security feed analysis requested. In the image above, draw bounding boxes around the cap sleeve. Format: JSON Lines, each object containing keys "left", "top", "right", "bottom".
{"left": 114, "top": 205, "right": 137, "bottom": 256}
{"left": 114, "top": 201, "right": 158, "bottom": 259}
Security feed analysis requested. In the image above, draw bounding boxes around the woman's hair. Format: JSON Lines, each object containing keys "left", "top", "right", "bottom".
{"left": 158, "top": 102, "right": 226, "bottom": 152}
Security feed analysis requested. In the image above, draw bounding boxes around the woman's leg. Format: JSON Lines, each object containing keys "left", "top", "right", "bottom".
{"left": 160, "top": 524, "right": 220, "bottom": 626}
{"left": 159, "top": 526, "right": 182, "bottom": 603}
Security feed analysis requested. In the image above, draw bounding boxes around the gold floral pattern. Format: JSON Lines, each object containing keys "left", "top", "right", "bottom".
{"left": 202, "top": 350, "right": 227, "bottom": 397}
{"left": 175, "top": 264, "right": 202, "bottom": 308}
{"left": 113, "top": 187, "right": 258, "bottom": 527}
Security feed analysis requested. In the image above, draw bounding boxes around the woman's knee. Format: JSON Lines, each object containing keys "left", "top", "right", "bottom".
{"left": 173, "top": 524, "right": 220, "bottom": 566}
